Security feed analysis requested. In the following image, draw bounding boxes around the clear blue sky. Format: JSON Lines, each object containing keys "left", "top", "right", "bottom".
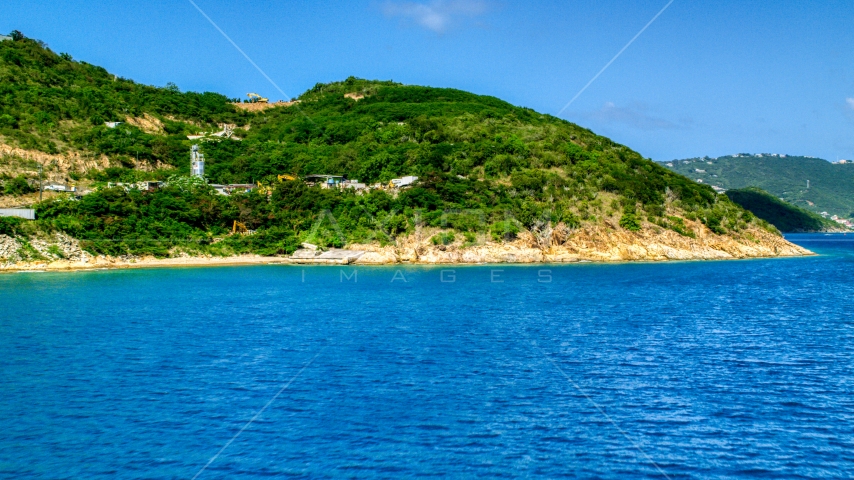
{"left": 3, "top": 0, "right": 853, "bottom": 161}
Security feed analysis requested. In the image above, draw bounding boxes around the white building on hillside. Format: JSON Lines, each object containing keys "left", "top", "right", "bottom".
{"left": 191, "top": 145, "right": 205, "bottom": 178}
{"left": 391, "top": 176, "right": 418, "bottom": 188}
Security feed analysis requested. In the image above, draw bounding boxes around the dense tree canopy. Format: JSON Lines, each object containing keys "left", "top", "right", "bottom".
{"left": 0, "top": 37, "right": 776, "bottom": 257}
{"left": 0, "top": 36, "right": 247, "bottom": 162}
{"left": 725, "top": 187, "right": 838, "bottom": 233}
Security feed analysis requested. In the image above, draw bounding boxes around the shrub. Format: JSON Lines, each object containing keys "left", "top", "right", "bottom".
{"left": 0, "top": 114, "right": 17, "bottom": 129}
{"left": 3, "top": 175, "right": 35, "bottom": 196}
{"left": 702, "top": 211, "right": 726, "bottom": 234}
{"left": 463, "top": 231, "right": 477, "bottom": 246}
{"left": 665, "top": 216, "right": 694, "bottom": 237}
{"left": 431, "top": 231, "right": 455, "bottom": 245}
{"left": 0, "top": 217, "right": 23, "bottom": 236}
{"left": 559, "top": 211, "right": 581, "bottom": 229}
{"left": 510, "top": 169, "right": 546, "bottom": 193}
{"left": 619, "top": 212, "right": 641, "bottom": 231}
{"left": 490, "top": 221, "right": 519, "bottom": 241}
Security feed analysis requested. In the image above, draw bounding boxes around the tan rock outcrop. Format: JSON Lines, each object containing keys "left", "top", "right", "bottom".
{"left": 0, "top": 143, "right": 110, "bottom": 183}
{"left": 351, "top": 223, "right": 809, "bottom": 265}
{"left": 124, "top": 113, "right": 164, "bottom": 134}
{"left": 0, "top": 219, "right": 811, "bottom": 273}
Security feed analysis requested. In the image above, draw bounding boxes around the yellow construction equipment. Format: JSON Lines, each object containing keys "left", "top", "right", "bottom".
{"left": 232, "top": 220, "right": 248, "bottom": 234}
{"left": 246, "top": 93, "right": 268, "bottom": 103}
{"left": 277, "top": 174, "right": 297, "bottom": 182}
{"left": 255, "top": 181, "right": 274, "bottom": 196}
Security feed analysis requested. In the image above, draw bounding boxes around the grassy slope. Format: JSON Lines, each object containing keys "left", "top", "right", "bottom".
{"left": 725, "top": 187, "right": 841, "bottom": 233}
{"left": 665, "top": 155, "right": 854, "bottom": 218}
{"left": 0, "top": 36, "right": 248, "bottom": 171}
{"left": 0, "top": 38, "right": 781, "bottom": 258}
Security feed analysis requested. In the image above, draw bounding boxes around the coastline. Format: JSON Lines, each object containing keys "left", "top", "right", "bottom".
{"left": 1, "top": 225, "right": 814, "bottom": 274}
{"left": 2, "top": 254, "right": 291, "bottom": 273}
{"left": 1, "top": 250, "right": 813, "bottom": 274}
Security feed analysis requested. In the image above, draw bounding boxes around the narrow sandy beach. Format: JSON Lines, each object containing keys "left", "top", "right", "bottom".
{"left": 2, "top": 254, "right": 292, "bottom": 273}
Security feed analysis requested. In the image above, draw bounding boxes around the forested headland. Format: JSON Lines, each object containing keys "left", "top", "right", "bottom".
{"left": 0, "top": 33, "right": 789, "bottom": 263}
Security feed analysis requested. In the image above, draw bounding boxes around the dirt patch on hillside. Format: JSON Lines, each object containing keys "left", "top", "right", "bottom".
{"left": 231, "top": 100, "right": 300, "bottom": 112}
{"left": 124, "top": 113, "right": 164, "bottom": 134}
{"left": 0, "top": 143, "right": 110, "bottom": 184}
{"left": 0, "top": 191, "right": 64, "bottom": 208}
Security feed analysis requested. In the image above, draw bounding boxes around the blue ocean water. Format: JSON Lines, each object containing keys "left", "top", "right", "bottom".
{"left": 1, "top": 234, "right": 853, "bottom": 479}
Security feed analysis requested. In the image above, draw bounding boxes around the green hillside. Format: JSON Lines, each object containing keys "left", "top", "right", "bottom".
{"left": 0, "top": 32, "right": 248, "bottom": 167}
{"left": 664, "top": 154, "right": 854, "bottom": 219}
{"left": 725, "top": 187, "right": 841, "bottom": 233}
{"left": 0, "top": 34, "right": 779, "bottom": 258}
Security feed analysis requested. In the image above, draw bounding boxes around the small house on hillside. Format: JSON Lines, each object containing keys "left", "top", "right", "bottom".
{"left": 343, "top": 182, "right": 366, "bottom": 191}
{"left": 391, "top": 176, "right": 418, "bottom": 188}
{"left": 226, "top": 184, "right": 254, "bottom": 194}
{"left": 43, "top": 183, "right": 76, "bottom": 193}
{"left": 210, "top": 184, "right": 255, "bottom": 196}
{"left": 0, "top": 35, "right": 11, "bottom": 42}
{"left": 0, "top": 209, "right": 35, "bottom": 220}
{"left": 305, "top": 175, "right": 344, "bottom": 189}
{"left": 140, "top": 181, "right": 163, "bottom": 192}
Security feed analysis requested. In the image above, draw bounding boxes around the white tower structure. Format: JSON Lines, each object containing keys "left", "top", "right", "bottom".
{"left": 191, "top": 145, "right": 205, "bottom": 178}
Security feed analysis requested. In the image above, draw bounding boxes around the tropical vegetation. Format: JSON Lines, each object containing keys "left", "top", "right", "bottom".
{"left": 725, "top": 187, "right": 841, "bottom": 233}
{"left": 0, "top": 33, "right": 779, "bottom": 257}
{"left": 666, "top": 154, "right": 854, "bottom": 219}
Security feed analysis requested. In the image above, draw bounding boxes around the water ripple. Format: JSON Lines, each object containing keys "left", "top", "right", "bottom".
{"left": 0, "top": 234, "right": 852, "bottom": 478}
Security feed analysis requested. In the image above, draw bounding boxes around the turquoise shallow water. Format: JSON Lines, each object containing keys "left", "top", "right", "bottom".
{"left": 1, "top": 234, "right": 853, "bottom": 479}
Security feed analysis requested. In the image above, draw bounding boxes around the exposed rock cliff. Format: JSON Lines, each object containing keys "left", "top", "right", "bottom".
{"left": 0, "top": 232, "right": 88, "bottom": 268}
{"left": 0, "top": 143, "right": 111, "bottom": 182}
{"left": 351, "top": 221, "right": 809, "bottom": 265}
{"left": 0, "top": 218, "right": 810, "bottom": 273}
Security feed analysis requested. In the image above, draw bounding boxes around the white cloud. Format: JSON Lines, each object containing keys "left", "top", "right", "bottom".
{"left": 381, "top": 0, "right": 488, "bottom": 33}
{"left": 846, "top": 98, "right": 854, "bottom": 110}
{"left": 583, "top": 102, "right": 685, "bottom": 131}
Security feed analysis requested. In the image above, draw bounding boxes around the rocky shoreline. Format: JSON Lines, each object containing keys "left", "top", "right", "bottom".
{"left": 351, "top": 222, "right": 810, "bottom": 264}
{"left": 1, "top": 222, "right": 813, "bottom": 273}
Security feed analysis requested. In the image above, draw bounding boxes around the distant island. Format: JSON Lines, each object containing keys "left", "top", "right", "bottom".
{"left": 0, "top": 32, "right": 809, "bottom": 271}
{"left": 663, "top": 154, "right": 854, "bottom": 230}
{"left": 724, "top": 187, "right": 843, "bottom": 233}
